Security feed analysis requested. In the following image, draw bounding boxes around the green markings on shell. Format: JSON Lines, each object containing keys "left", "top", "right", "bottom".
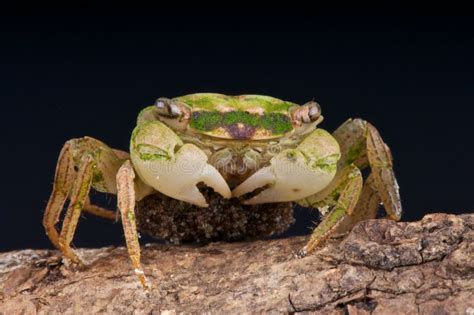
{"left": 175, "top": 93, "right": 297, "bottom": 112}
{"left": 180, "top": 95, "right": 219, "bottom": 110}
{"left": 311, "top": 153, "right": 340, "bottom": 173}
{"left": 222, "top": 111, "right": 260, "bottom": 127}
{"left": 189, "top": 111, "right": 222, "bottom": 131}
{"left": 315, "top": 162, "right": 337, "bottom": 173}
{"left": 261, "top": 113, "right": 293, "bottom": 134}
{"left": 238, "top": 95, "right": 294, "bottom": 112}
{"left": 135, "top": 144, "right": 171, "bottom": 161}
{"left": 286, "top": 150, "right": 298, "bottom": 161}
{"left": 190, "top": 110, "right": 293, "bottom": 135}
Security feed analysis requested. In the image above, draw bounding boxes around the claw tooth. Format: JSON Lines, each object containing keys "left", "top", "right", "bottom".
{"left": 243, "top": 188, "right": 281, "bottom": 205}
{"left": 201, "top": 164, "right": 232, "bottom": 199}
{"left": 232, "top": 166, "right": 275, "bottom": 198}
{"left": 179, "top": 186, "right": 208, "bottom": 207}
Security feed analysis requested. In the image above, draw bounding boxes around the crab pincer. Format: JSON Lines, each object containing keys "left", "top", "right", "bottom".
{"left": 232, "top": 129, "right": 341, "bottom": 204}
{"left": 131, "top": 120, "right": 231, "bottom": 207}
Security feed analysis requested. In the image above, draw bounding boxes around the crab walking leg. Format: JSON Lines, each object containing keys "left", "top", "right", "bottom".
{"left": 83, "top": 198, "right": 117, "bottom": 220}
{"left": 333, "top": 118, "right": 369, "bottom": 169}
{"left": 351, "top": 173, "right": 381, "bottom": 221}
{"left": 366, "top": 123, "right": 402, "bottom": 220}
{"left": 333, "top": 119, "right": 402, "bottom": 220}
{"left": 43, "top": 142, "right": 75, "bottom": 248}
{"left": 298, "top": 164, "right": 361, "bottom": 210}
{"left": 300, "top": 170, "right": 381, "bottom": 232}
{"left": 116, "top": 160, "right": 149, "bottom": 289}
{"left": 233, "top": 129, "right": 341, "bottom": 204}
{"left": 301, "top": 164, "right": 363, "bottom": 254}
{"left": 57, "top": 155, "right": 95, "bottom": 264}
{"left": 131, "top": 121, "right": 231, "bottom": 207}
{"left": 43, "top": 137, "right": 142, "bottom": 250}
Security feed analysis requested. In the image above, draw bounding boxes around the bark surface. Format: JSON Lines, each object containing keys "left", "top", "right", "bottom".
{"left": 1, "top": 213, "right": 473, "bottom": 314}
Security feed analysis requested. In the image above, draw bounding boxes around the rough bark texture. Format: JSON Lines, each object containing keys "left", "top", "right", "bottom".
{"left": 1, "top": 213, "right": 473, "bottom": 314}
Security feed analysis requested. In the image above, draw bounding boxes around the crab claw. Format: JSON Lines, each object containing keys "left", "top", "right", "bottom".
{"left": 232, "top": 129, "right": 340, "bottom": 204}
{"left": 131, "top": 121, "right": 231, "bottom": 207}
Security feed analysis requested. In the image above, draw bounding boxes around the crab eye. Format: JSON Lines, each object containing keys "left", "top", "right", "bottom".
{"left": 307, "top": 101, "right": 321, "bottom": 121}
{"left": 155, "top": 97, "right": 182, "bottom": 118}
{"left": 292, "top": 101, "right": 322, "bottom": 123}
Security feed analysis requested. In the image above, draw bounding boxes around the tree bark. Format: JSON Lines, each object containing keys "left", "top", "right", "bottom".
{"left": 1, "top": 213, "right": 473, "bottom": 314}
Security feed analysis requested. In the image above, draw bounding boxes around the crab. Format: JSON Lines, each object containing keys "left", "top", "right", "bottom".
{"left": 43, "top": 93, "right": 402, "bottom": 289}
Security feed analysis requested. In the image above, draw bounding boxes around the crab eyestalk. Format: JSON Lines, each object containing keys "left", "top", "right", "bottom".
{"left": 155, "top": 97, "right": 183, "bottom": 117}
{"left": 153, "top": 98, "right": 191, "bottom": 131}
{"left": 291, "top": 101, "right": 322, "bottom": 125}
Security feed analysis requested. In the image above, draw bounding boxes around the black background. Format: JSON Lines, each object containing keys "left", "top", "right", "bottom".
{"left": 1, "top": 6, "right": 473, "bottom": 251}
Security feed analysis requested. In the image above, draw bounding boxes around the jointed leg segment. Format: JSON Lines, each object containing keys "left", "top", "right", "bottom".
{"left": 43, "top": 142, "right": 75, "bottom": 248}
{"left": 58, "top": 154, "right": 95, "bottom": 264}
{"left": 352, "top": 173, "right": 382, "bottom": 221}
{"left": 366, "top": 123, "right": 402, "bottom": 220}
{"left": 43, "top": 137, "right": 129, "bottom": 263}
{"left": 116, "top": 160, "right": 149, "bottom": 289}
{"left": 298, "top": 119, "right": 402, "bottom": 253}
{"left": 83, "top": 199, "right": 117, "bottom": 220}
{"left": 301, "top": 164, "right": 363, "bottom": 254}
{"left": 44, "top": 137, "right": 153, "bottom": 288}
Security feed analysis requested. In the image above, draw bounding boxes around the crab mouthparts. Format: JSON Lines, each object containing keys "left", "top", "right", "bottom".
{"left": 224, "top": 123, "right": 257, "bottom": 140}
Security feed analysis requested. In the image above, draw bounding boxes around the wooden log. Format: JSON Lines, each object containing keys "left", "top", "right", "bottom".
{"left": 1, "top": 213, "right": 473, "bottom": 314}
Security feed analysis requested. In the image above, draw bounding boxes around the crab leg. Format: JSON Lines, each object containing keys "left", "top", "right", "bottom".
{"left": 43, "top": 137, "right": 151, "bottom": 260}
{"left": 57, "top": 154, "right": 95, "bottom": 264}
{"left": 83, "top": 198, "right": 117, "bottom": 220}
{"left": 351, "top": 173, "right": 381, "bottom": 222}
{"left": 366, "top": 123, "right": 402, "bottom": 220}
{"left": 297, "top": 119, "right": 402, "bottom": 254}
{"left": 299, "top": 164, "right": 363, "bottom": 254}
{"left": 43, "top": 142, "right": 75, "bottom": 248}
{"left": 296, "top": 119, "right": 402, "bottom": 253}
{"left": 300, "top": 170, "right": 381, "bottom": 240}
{"left": 333, "top": 119, "right": 402, "bottom": 220}
{"left": 116, "top": 160, "right": 149, "bottom": 289}
{"left": 232, "top": 129, "right": 341, "bottom": 204}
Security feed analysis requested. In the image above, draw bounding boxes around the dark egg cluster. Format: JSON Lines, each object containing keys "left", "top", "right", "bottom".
{"left": 135, "top": 188, "right": 295, "bottom": 244}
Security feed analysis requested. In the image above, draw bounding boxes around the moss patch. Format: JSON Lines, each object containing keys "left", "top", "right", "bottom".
{"left": 175, "top": 93, "right": 297, "bottom": 112}
{"left": 135, "top": 144, "right": 170, "bottom": 161}
{"left": 312, "top": 154, "right": 340, "bottom": 173}
{"left": 190, "top": 111, "right": 223, "bottom": 131}
{"left": 223, "top": 111, "right": 260, "bottom": 127}
{"left": 261, "top": 113, "right": 293, "bottom": 134}
{"left": 92, "top": 170, "right": 104, "bottom": 183}
{"left": 190, "top": 110, "right": 293, "bottom": 136}
{"left": 345, "top": 141, "right": 365, "bottom": 165}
